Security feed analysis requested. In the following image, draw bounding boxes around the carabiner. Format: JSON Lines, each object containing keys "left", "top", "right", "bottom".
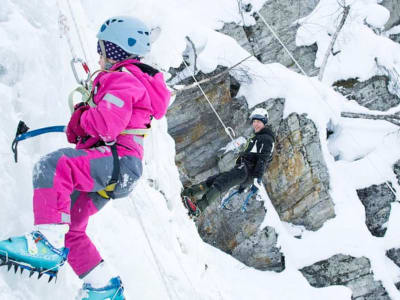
{"left": 70, "top": 58, "right": 91, "bottom": 86}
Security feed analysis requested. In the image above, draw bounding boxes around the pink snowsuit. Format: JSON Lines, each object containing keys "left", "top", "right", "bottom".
{"left": 32, "top": 59, "right": 170, "bottom": 277}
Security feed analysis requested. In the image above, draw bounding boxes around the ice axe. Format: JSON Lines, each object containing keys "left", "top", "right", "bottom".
{"left": 11, "top": 121, "right": 66, "bottom": 163}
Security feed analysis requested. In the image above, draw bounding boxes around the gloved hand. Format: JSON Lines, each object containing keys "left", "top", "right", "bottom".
{"left": 250, "top": 178, "right": 263, "bottom": 193}
{"left": 73, "top": 102, "right": 87, "bottom": 111}
{"left": 66, "top": 105, "right": 89, "bottom": 144}
{"left": 250, "top": 184, "right": 258, "bottom": 193}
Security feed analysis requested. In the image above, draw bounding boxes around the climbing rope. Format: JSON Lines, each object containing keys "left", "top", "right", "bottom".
{"left": 56, "top": 1, "right": 78, "bottom": 59}
{"left": 181, "top": 59, "right": 236, "bottom": 143}
{"left": 65, "top": 0, "right": 90, "bottom": 64}
{"left": 129, "top": 199, "right": 177, "bottom": 300}
{"left": 252, "top": 9, "right": 400, "bottom": 202}
{"left": 56, "top": 0, "right": 91, "bottom": 87}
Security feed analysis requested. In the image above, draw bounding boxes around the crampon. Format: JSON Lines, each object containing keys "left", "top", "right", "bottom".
{"left": 0, "top": 231, "right": 69, "bottom": 283}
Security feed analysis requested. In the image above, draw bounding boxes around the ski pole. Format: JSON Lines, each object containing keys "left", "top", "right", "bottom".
{"left": 12, "top": 121, "right": 66, "bottom": 163}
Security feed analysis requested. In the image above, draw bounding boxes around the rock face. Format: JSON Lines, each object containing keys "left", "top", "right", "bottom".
{"left": 387, "top": 248, "right": 400, "bottom": 268}
{"left": 334, "top": 76, "right": 400, "bottom": 111}
{"left": 165, "top": 1, "right": 400, "bottom": 296}
{"left": 196, "top": 190, "right": 285, "bottom": 272}
{"left": 300, "top": 254, "right": 390, "bottom": 300}
{"left": 356, "top": 183, "right": 395, "bottom": 237}
{"left": 392, "top": 160, "right": 400, "bottom": 186}
{"left": 167, "top": 69, "right": 250, "bottom": 185}
{"left": 218, "top": 0, "right": 319, "bottom": 76}
{"left": 387, "top": 248, "right": 400, "bottom": 290}
{"left": 390, "top": 33, "right": 400, "bottom": 44}
{"left": 381, "top": 0, "right": 400, "bottom": 31}
{"left": 266, "top": 113, "right": 335, "bottom": 231}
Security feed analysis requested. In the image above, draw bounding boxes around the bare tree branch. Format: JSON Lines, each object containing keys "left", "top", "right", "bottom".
{"left": 341, "top": 111, "right": 400, "bottom": 126}
{"left": 318, "top": 5, "right": 350, "bottom": 81}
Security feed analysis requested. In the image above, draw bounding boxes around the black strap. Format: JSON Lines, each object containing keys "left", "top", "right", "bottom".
{"left": 108, "top": 144, "right": 120, "bottom": 196}
{"left": 99, "top": 144, "right": 120, "bottom": 199}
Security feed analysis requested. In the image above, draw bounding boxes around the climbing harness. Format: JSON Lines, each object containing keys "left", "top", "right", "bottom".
{"left": 96, "top": 143, "right": 120, "bottom": 199}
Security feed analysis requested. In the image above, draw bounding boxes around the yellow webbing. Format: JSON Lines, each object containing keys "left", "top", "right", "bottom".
{"left": 97, "top": 183, "right": 117, "bottom": 199}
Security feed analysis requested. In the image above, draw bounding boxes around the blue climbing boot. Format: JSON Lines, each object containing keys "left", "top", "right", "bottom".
{"left": 78, "top": 276, "right": 125, "bottom": 300}
{"left": 0, "top": 231, "right": 69, "bottom": 282}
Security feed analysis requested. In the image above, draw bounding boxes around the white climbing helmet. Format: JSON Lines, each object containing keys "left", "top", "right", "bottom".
{"left": 97, "top": 16, "right": 151, "bottom": 56}
{"left": 250, "top": 108, "right": 269, "bottom": 124}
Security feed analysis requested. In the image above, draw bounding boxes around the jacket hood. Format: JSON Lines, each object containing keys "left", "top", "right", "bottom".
{"left": 111, "top": 59, "right": 171, "bottom": 120}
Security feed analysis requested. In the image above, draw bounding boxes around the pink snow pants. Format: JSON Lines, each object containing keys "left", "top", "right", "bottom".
{"left": 32, "top": 146, "right": 142, "bottom": 277}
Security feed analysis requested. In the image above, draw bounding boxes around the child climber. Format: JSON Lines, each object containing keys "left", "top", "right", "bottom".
{"left": 0, "top": 16, "right": 170, "bottom": 299}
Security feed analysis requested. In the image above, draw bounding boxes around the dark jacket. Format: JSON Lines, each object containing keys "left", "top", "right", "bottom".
{"left": 237, "top": 126, "right": 275, "bottom": 179}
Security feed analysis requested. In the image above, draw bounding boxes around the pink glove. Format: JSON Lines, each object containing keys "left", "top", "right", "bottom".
{"left": 66, "top": 105, "right": 89, "bottom": 144}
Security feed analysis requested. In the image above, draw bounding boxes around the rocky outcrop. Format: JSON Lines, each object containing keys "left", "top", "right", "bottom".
{"left": 381, "top": 0, "right": 400, "bottom": 31}
{"left": 389, "top": 33, "right": 400, "bottom": 43}
{"left": 333, "top": 76, "right": 400, "bottom": 111}
{"left": 356, "top": 183, "right": 396, "bottom": 237}
{"left": 168, "top": 91, "right": 286, "bottom": 271}
{"left": 196, "top": 189, "right": 285, "bottom": 272}
{"left": 218, "top": 0, "right": 319, "bottom": 76}
{"left": 167, "top": 69, "right": 250, "bottom": 185}
{"left": 300, "top": 254, "right": 390, "bottom": 300}
{"left": 387, "top": 248, "right": 400, "bottom": 268}
{"left": 392, "top": 160, "right": 400, "bottom": 186}
{"left": 266, "top": 113, "right": 335, "bottom": 231}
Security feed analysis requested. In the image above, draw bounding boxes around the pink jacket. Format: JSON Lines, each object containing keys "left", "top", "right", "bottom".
{"left": 78, "top": 59, "right": 170, "bottom": 159}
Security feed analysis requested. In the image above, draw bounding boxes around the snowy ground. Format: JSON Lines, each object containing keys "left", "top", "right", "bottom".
{"left": 0, "top": 0, "right": 400, "bottom": 299}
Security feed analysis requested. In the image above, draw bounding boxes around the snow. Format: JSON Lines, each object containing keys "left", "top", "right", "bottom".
{"left": 1, "top": 0, "right": 400, "bottom": 299}
{"left": 296, "top": 0, "right": 400, "bottom": 90}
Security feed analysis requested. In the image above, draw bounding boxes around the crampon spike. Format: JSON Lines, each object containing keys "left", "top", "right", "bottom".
{"left": 13, "top": 264, "right": 18, "bottom": 273}
{"left": 29, "top": 270, "right": 35, "bottom": 278}
{"left": 38, "top": 272, "right": 43, "bottom": 280}
{"left": 20, "top": 267, "right": 24, "bottom": 275}
{"left": 48, "top": 275, "right": 55, "bottom": 283}
{"left": 7, "top": 263, "right": 12, "bottom": 271}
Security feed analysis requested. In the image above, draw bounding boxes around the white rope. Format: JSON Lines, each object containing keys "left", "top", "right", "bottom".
{"left": 129, "top": 199, "right": 176, "bottom": 300}
{"left": 254, "top": 10, "right": 400, "bottom": 201}
{"left": 181, "top": 60, "right": 236, "bottom": 143}
{"left": 65, "top": 0, "right": 90, "bottom": 64}
{"left": 56, "top": 0, "right": 78, "bottom": 60}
